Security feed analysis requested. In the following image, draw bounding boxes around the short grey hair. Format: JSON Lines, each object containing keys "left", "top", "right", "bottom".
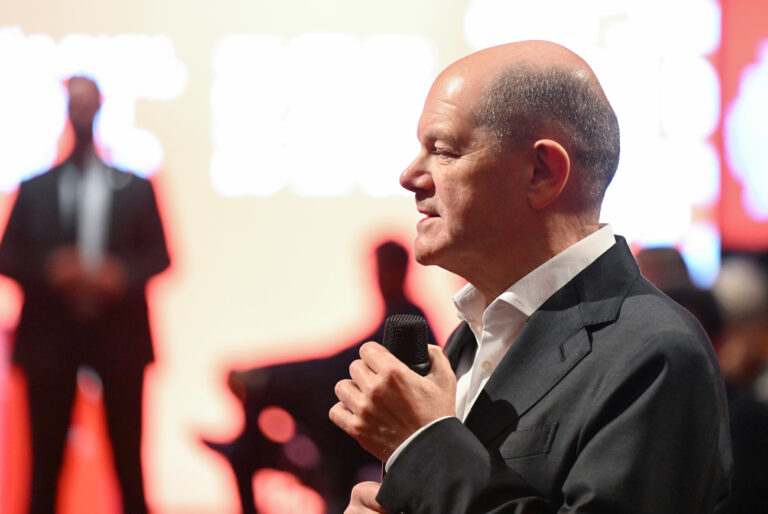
{"left": 473, "top": 65, "right": 620, "bottom": 206}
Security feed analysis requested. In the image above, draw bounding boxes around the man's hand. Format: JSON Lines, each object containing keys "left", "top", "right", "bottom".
{"left": 344, "top": 482, "right": 386, "bottom": 514}
{"left": 329, "top": 342, "right": 456, "bottom": 461}
{"left": 45, "top": 246, "right": 128, "bottom": 319}
{"left": 45, "top": 245, "right": 87, "bottom": 292}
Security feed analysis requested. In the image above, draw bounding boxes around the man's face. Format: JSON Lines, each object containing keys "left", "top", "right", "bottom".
{"left": 67, "top": 78, "right": 101, "bottom": 139}
{"left": 400, "top": 73, "right": 529, "bottom": 276}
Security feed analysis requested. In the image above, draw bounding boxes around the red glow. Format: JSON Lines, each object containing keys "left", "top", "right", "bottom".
{"left": 282, "top": 434, "right": 321, "bottom": 469}
{"left": 252, "top": 469, "right": 326, "bottom": 514}
{"left": 0, "top": 366, "right": 121, "bottom": 514}
{"left": 258, "top": 406, "right": 297, "bottom": 444}
{"left": 719, "top": 0, "right": 768, "bottom": 250}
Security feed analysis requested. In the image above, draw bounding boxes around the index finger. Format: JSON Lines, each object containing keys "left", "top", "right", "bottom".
{"left": 359, "top": 341, "right": 407, "bottom": 374}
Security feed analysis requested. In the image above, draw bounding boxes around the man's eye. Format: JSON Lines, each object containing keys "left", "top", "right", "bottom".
{"left": 433, "top": 148, "right": 457, "bottom": 158}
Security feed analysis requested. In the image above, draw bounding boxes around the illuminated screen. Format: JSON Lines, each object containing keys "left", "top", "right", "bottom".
{"left": 721, "top": 0, "right": 768, "bottom": 250}
{"left": 0, "top": 0, "right": 765, "bottom": 512}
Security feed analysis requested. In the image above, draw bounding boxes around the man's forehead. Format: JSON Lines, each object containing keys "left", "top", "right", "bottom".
{"left": 416, "top": 72, "right": 482, "bottom": 134}
{"left": 417, "top": 99, "right": 470, "bottom": 141}
{"left": 428, "top": 66, "right": 484, "bottom": 103}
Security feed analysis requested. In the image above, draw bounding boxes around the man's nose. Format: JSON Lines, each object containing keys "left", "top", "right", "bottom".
{"left": 399, "top": 156, "right": 431, "bottom": 193}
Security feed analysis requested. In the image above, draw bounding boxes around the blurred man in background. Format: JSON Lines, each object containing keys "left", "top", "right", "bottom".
{"left": 203, "top": 240, "right": 435, "bottom": 513}
{"left": 0, "top": 76, "right": 169, "bottom": 513}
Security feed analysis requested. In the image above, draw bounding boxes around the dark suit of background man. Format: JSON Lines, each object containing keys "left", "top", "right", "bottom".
{"left": 330, "top": 41, "right": 732, "bottom": 513}
{"left": 0, "top": 76, "right": 170, "bottom": 513}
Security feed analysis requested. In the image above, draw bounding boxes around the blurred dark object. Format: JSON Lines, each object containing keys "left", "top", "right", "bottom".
{"left": 713, "top": 256, "right": 768, "bottom": 386}
{"left": 204, "top": 351, "right": 380, "bottom": 514}
{"left": 721, "top": 368, "right": 768, "bottom": 513}
{"left": 711, "top": 256, "right": 768, "bottom": 513}
{"left": 202, "top": 241, "right": 436, "bottom": 513}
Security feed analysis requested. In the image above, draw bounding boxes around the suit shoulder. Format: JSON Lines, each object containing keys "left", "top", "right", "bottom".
{"left": 17, "top": 164, "right": 63, "bottom": 189}
{"left": 622, "top": 275, "right": 709, "bottom": 339}
{"left": 596, "top": 279, "right": 719, "bottom": 382}
{"left": 106, "top": 166, "right": 154, "bottom": 192}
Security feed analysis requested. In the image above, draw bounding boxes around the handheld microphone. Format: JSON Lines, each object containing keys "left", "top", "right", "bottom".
{"left": 382, "top": 314, "right": 431, "bottom": 376}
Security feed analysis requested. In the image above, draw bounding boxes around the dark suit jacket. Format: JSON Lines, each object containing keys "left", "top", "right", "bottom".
{"left": 377, "top": 238, "right": 732, "bottom": 513}
{"left": 0, "top": 160, "right": 170, "bottom": 376}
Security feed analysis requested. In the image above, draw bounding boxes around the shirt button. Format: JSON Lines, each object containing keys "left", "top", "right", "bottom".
{"left": 481, "top": 360, "right": 492, "bottom": 372}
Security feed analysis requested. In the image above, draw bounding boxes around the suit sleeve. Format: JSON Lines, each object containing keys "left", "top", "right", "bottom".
{"left": 117, "top": 178, "right": 170, "bottom": 291}
{"left": 378, "top": 417, "right": 551, "bottom": 513}
{"left": 377, "top": 331, "right": 729, "bottom": 513}
{"left": 0, "top": 183, "right": 47, "bottom": 289}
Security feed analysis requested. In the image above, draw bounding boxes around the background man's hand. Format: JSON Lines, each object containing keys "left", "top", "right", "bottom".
{"left": 45, "top": 246, "right": 128, "bottom": 319}
{"left": 46, "top": 245, "right": 87, "bottom": 292}
{"left": 330, "top": 342, "right": 456, "bottom": 461}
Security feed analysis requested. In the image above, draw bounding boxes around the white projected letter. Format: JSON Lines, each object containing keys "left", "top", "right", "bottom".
{"left": 0, "top": 26, "right": 187, "bottom": 189}
{"left": 210, "top": 34, "right": 436, "bottom": 197}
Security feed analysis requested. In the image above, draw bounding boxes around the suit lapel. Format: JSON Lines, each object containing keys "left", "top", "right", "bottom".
{"left": 463, "top": 290, "right": 590, "bottom": 446}
{"left": 445, "top": 322, "right": 475, "bottom": 370}
{"left": 105, "top": 166, "right": 134, "bottom": 249}
{"left": 462, "top": 237, "right": 640, "bottom": 446}
{"left": 38, "top": 165, "right": 73, "bottom": 244}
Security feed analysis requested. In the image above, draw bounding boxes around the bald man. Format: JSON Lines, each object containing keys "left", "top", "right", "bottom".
{"left": 330, "top": 41, "right": 731, "bottom": 513}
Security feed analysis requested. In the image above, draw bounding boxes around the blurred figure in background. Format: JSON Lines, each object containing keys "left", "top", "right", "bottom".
{"left": 713, "top": 256, "right": 768, "bottom": 386}
{"left": 367, "top": 240, "right": 437, "bottom": 344}
{"left": 203, "top": 240, "right": 435, "bottom": 514}
{"left": 712, "top": 256, "right": 768, "bottom": 513}
{"left": 0, "top": 76, "right": 170, "bottom": 513}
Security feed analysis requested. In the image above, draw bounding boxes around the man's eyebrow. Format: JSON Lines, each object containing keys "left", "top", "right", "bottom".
{"left": 420, "top": 129, "right": 461, "bottom": 148}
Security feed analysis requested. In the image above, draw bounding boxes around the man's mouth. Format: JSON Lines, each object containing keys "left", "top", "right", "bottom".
{"left": 417, "top": 207, "right": 438, "bottom": 218}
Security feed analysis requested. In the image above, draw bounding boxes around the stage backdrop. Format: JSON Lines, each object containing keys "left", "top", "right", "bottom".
{"left": 0, "top": 0, "right": 766, "bottom": 512}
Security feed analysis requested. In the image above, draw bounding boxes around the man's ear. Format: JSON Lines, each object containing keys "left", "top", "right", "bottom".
{"left": 528, "top": 139, "right": 570, "bottom": 209}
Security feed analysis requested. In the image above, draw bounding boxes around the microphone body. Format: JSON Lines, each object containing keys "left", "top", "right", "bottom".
{"left": 382, "top": 314, "right": 431, "bottom": 376}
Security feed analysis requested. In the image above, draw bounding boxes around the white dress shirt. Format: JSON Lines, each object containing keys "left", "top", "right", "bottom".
{"left": 385, "top": 225, "right": 616, "bottom": 471}
{"left": 59, "top": 156, "right": 112, "bottom": 274}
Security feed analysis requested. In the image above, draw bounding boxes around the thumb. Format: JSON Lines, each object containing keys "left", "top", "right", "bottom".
{"left": 428, "top": 344, "right": 452, "bottom": 369}
{"left": 427, "top": 345, "right": 456, "bottom": 383}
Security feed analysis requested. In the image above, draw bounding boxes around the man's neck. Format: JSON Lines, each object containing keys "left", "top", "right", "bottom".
{"left": 70, "top": 138, "right": 95, "bottom": 171}
{"left": 469, "top": 220, "right": 602, "bottom": 309}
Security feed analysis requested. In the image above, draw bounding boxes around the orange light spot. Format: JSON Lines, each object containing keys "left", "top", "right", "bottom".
{"left": 252, "top": 469, "right": 326, "bottom": 514}
{"left": 257, "top": 406, "right": 296, "bottom": 443}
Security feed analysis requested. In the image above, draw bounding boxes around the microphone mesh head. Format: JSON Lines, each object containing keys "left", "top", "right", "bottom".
{"left": 382, "top": 314, "right": 430, "bottom": 375}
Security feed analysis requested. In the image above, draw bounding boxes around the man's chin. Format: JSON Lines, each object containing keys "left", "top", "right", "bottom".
{"left": 413, "top": 241, "right": 445, "bottom": 267}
